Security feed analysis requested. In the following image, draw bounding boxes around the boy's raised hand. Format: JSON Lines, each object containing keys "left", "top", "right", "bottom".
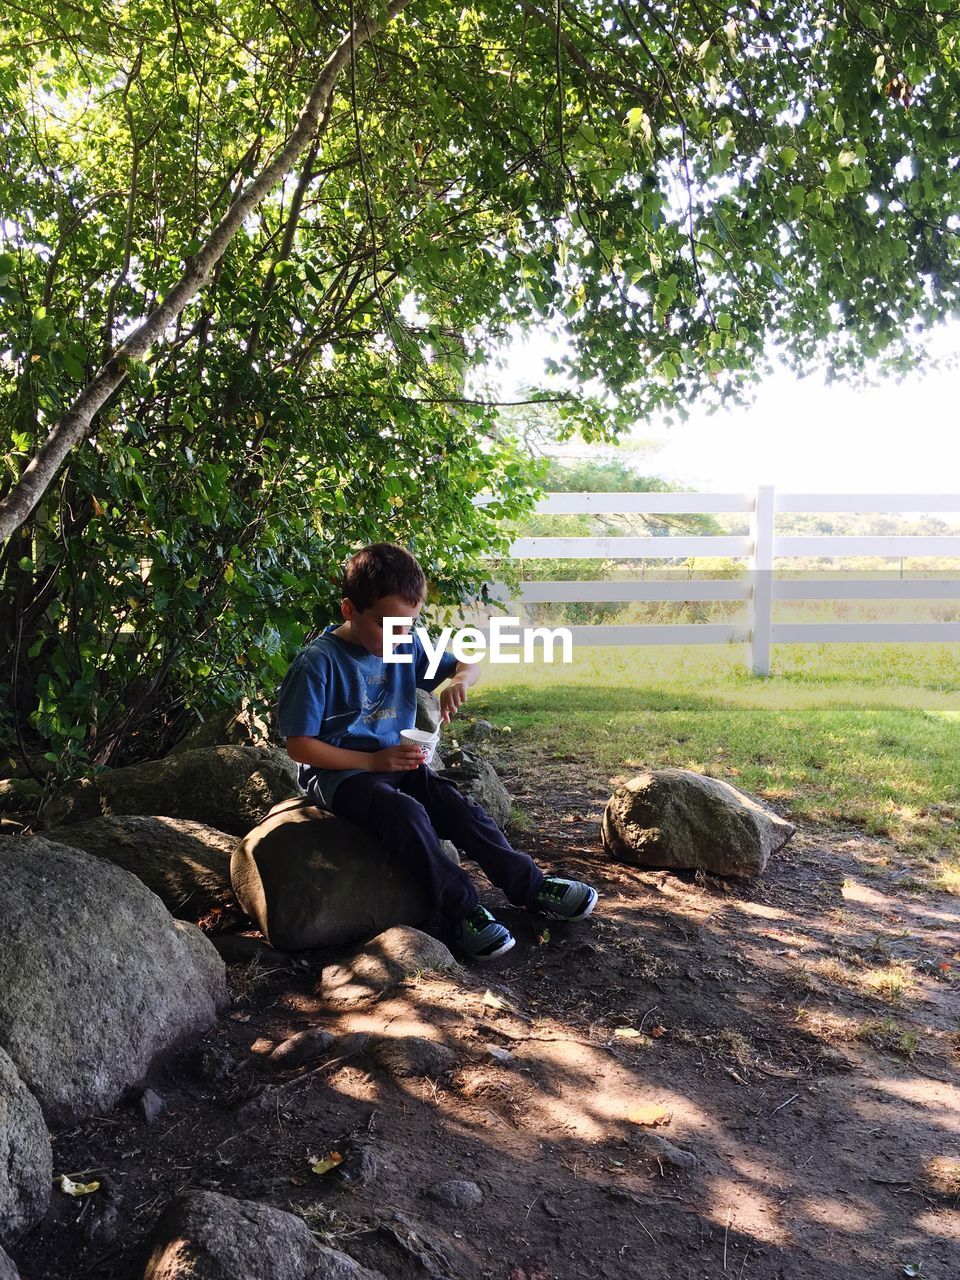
{"left": 369, "top": 743, "right": 426, "bottom": 771}
{"left": 439, "top": 678, "right": 469, "bottom": 724}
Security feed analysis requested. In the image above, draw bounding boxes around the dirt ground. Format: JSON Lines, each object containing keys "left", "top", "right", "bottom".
{"left": 12, "top": 750, "right": 960, "bottom": 1280}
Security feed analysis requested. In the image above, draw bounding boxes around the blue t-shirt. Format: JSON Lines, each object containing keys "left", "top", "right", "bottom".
{"left": 277, "top": 624, "right": 459, "bottom": 809}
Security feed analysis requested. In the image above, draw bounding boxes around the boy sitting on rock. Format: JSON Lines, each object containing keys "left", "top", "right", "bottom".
{"left": 278, "top": 542, "right": 598, "bottom": 960}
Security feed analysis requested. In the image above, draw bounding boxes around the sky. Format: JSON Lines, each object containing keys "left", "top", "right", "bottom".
{"left": 493, "top": 319, "right": 960, "bottom": 517}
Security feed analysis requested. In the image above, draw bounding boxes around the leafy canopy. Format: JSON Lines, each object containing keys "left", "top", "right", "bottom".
{"left": 1, "top": 0, "right": 958, "bottom": 765}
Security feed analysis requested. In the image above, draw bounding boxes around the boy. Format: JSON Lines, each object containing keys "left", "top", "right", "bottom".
{"left": 278, "top": 542, "right": 598, "bottom": 960}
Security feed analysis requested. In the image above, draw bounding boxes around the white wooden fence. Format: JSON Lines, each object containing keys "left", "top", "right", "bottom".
{"left": 480, "top": 487, "right": 960, "bottom": 674}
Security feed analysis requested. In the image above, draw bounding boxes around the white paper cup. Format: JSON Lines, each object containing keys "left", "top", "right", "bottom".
{"left": 400, "top": 727, "right": 439, "bottom": 766}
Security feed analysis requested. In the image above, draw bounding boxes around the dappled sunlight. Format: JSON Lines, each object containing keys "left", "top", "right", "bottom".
{"left": 869, "top": 1076, "right": 960, "bottom": 1131}
{"left": 733, "top": 900, "right": 790, "bottom": 921}
{"left": 914, "top": 1210, "right": 960, "bottom": 1241}
{"left": 798, "top": 1195, "right": 877, "bottom": 1232}
{"left": 703, "top": 1177, "right": 791, "bottom": 1244}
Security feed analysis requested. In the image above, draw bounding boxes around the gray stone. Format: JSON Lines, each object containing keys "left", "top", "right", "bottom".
{"left": 426, "top": 1179, "right": 484, "bottom": 1210}
{"left": 602, "top": 768, "right": 795, "bottom": 877}
{"left": 484, "top": 1045, "right": 515, "bottom": 1065}
{"left": 0, "top": 1244, "right": 20, "bottom": 1279}
{"left": 139, "top": 1088, "right": 166, "bottom": 1125}
{"left": 434, "top": 747, "right": 511, "bottom": 828}
{"left": 0, "top": 1046, "right": 51, "bottom": 1246}
{"left": 322, "top": 927, "right": 458, "bottom": 1006}
{"left": 415, "top": 689, "right": 442, "bottom": 735}
{"left": 232, "top": 799, "right": 459, "bottom": 951}
{"left": 0, "top": 837, "right": 227, "bottom": 1126}
{"left": 336, "top": 1141, "right": 379, "bottom": 1187}
{"left": 638, "top": 1134, "right": 698, "bottom": 1169}
{"left": 142, "top": 1190, "right": 385, "bottom": 1279}
{"left": 42, "top": 815, "right": 237, "bottom": 921}
{"left": 41, "top": 745, "right": 300, "bottom": 836}
{"left": 188, "top": 1044, "right": 242, "bottom": 1087}
{"left": 169, "top": 702, "right": 273, "bottom": 755}
{"left": 267, "top": 1029, "right": 337, "bottom": 1069}
{"left": 372, "top": 1036, "right": 457, "bottom": 1079}
{"left": 464, "top": 720, "right": 495, "bottom": 742}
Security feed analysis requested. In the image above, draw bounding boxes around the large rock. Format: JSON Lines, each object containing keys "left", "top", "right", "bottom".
{"left": 42, "top": 815, "right": 236, "bottom": 921}
{"left": 169, "top": 702, "right": 273, "bottom": 755}
{"left": 41, "top": 745, "right": 300, "bottom": 836}
{"left": 143, "top": 1190, "right": 385, "bottom": 1280}
{"left": 434, "top": 747, "right": 511, "bottom": 828}
{"left": 0, "top": 837, "right": 227, "bottom": 1126}
{"left": 0, "top": 1046, "right": 51, "bottom": 1247}
{"left": 602, "top": 768, "right": 796, "bottom": 877}
{"left": 232, "top": 799, "right": 459, "bottom": 951}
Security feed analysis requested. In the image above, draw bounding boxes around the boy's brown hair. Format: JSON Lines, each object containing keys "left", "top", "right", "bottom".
{"left": 341, "top": 543, "right": 426, "bottom": 612}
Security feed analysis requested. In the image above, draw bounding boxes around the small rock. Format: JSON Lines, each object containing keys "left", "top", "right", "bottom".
{"left": 337, "top": 1141, "right": 379, "bottom": 1187}
{"left": 267, "top": 1029, "right": 337, "bottom": 1069}
{"left": 142, "top": 1190, "right": 385, "bottom": 1279}
{"left": 322, "top": 927, "right": 457, "bottom": 1007}
{"left": 373, "top": 1036, "right": 456, "bottom": 1079}
{"left": 82, "top": 1200, "right": 122, "bottom": 1248}
{"left": 484, "top": 1046, "right": 514, "bottom": 1066}
{"left": 426, "top": 1179, "right": 484, "bottom": 1210}
{"left": 638, "top": 1134, "right": 698, "bottom": 1169}
{"left": 187, "top": 1044, "right": 241, "bottom": 1087}
{"left": 139, "top": 1088, "right": 166, "bottom": 1125}
{"left": 464, "top": 720, "right": 494, "bottom": 742}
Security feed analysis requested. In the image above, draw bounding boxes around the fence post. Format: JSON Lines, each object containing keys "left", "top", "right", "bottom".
{"left": 748, "top": 484, "right": 775, "bottom": 675}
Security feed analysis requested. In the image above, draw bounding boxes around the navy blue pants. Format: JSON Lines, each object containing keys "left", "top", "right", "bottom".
{"left": 327, "top": 765, "right": 545, "bottom": 921}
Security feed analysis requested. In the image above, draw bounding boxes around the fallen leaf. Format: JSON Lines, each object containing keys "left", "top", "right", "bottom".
{"left": 614, "top": 1027, "right": 644, "bottom": 1039}
{"left": 482, "top": 989, "right": 518, "bottom": 1013}
{"left": 628, "top": 1103, "right": 671, "bottom": 1127}
{"left": 649, "top": 1025, "right": 667, "bottom": 1038}
{"left": 310, "top": 1151, "right": 343, "bottom": 1176}
{"left": 56, "top": 1174, "right": 100, "bottom": 1196}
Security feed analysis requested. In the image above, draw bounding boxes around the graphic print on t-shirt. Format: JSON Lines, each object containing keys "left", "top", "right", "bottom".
{"left": 359, "top": 677, "right": 396, "bottom": 727}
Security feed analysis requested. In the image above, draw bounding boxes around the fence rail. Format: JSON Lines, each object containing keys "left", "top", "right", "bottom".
{"left": 480, "top": 486, "right": 960, "bottom": 674}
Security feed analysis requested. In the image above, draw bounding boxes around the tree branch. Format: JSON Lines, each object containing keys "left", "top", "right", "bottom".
{"left": 0, "top": 0, "right": 414, "bottom": 543}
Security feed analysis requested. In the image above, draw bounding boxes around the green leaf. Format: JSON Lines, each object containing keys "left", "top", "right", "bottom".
{"left": 859, "top": 5, "right": 882, "bottom": 30}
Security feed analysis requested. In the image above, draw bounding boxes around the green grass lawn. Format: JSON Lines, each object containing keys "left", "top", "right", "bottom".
{"left": 465, "top": 642, "right": 960, "bottom": 889}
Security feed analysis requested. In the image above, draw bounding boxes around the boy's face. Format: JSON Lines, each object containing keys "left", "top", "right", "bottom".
{"left": 341, "top": 592, "right": 424, "bottom": 657}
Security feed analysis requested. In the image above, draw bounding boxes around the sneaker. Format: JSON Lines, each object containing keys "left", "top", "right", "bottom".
{"left": 454, "top": 904, "right": 516, "bottom": 961}
{"left": 530, "top": 876, "right": 599, "bottom": 921}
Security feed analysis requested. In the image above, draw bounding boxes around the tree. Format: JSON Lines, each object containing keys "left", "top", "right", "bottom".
{"left": 2, "top": 0, "right": 958, "bottom": 765}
